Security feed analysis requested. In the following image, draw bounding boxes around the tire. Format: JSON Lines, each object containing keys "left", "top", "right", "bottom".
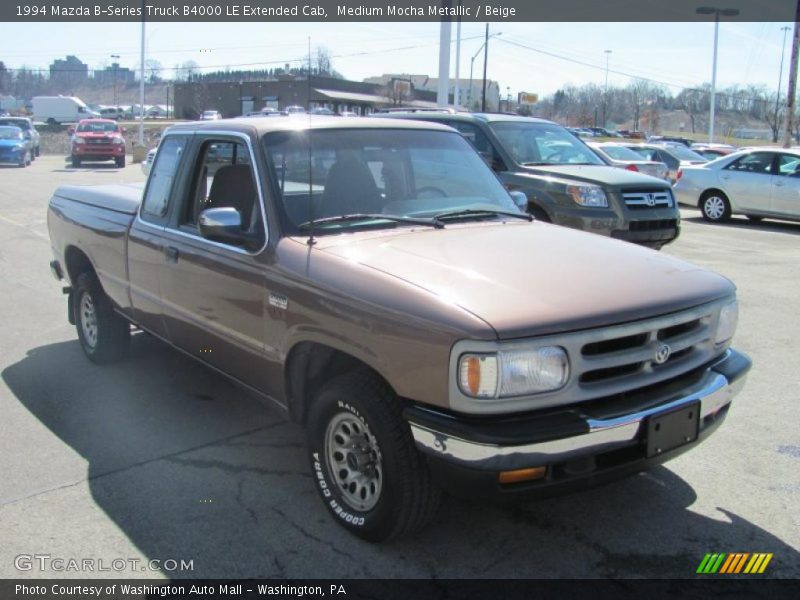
{"left": 35, "top": 146, "right": 41, "bottom": 157}
{"left": 306, "top": 369, "right": 441, "bottom": 542}
{"left": 71, "top": 156, "right": 81, "bottom": 168}
{"left": 73, "top": 272, "right": 130, "bottom": 364}
{"left": 18, "top": 151, "right": 28, "bottom": 168}
{"left": 115, "top": 156, "right": 126, "bottom": 168}
{"left": 700, "top": 191, "right": 731, "bottom": 223}
{"left": 746, "top": 215, "right": 763, "bottom": 223}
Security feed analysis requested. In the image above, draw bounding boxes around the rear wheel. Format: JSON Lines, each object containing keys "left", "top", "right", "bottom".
{"left": 73, "top": 272, "right": 130, "bottom": 364}
{"left": 700, "top": 191, "right": 731, "bottom": 223}
{"left": 306, "top": 370, "right": 441, "bottom": 542}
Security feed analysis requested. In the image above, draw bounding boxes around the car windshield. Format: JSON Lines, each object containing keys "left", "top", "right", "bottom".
{"left": 77, "top": 122, "right": 119, "bottom": 133}
{"left": 0, "top": 126, "right": 23, "bottom": 140}
{"left": 598, "top": 145, "right": 646, "bottom": 161}
{"left": 264, "top": 128, "right": 518, "bottom": 235}
{"left": 0, "top": 119, "right": 30, "bottom": 131}
{"left": 489, "top": 121, "right": 606, "bottom": 166}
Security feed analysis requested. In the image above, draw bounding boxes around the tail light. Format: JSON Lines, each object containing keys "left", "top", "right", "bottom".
{"left": 625, "top": 164, "right": 639, "bottom": 172}
{"left": 676, "top": 169, "right": 683, "bottom": 181}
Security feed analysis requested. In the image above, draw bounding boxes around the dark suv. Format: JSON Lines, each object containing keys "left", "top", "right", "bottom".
{"left": 379, "top": 112, "right": 680, "bottom": 249}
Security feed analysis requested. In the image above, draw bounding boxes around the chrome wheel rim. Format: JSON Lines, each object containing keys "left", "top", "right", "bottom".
{"left": 704, "top": 196, "right": 726, "bottom": 220}
{"left": 325, "top": 412, "right": 383, "bottom": 512}
{"left": 79, "top": 292, "right": 98, "bottom": 348}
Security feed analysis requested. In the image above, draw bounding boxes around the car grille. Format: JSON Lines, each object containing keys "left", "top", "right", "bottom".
{"left": 623, "top": 189, "right": 673, "bottom": 209}
{"left": 87, "top": 137, "right": 111, "bottom": 145}
{"left": 629, "top": 219, "right": 678, "bottom": 232}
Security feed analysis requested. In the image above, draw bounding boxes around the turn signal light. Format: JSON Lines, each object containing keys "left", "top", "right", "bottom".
{"left": 498, "top": 466, "right": 547, "bottom": 484}
{"left": 625, "top": 164, "right": 639, "bottom": 172}
{"left": 676, "top": 169, "right": 683, "bottom": 180}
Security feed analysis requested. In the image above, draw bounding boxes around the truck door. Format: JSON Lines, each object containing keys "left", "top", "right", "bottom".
{"left": 156, "top": 133, "right": 272, "bottom": 392}
{"left": 128, "top": 134, "right": 190, "bottom": 338}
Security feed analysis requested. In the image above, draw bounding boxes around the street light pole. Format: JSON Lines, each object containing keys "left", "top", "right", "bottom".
{"left": 467, "top": 31, "right": 501, "bottom": 111}
{"left": 481, "top": 23, "right": 489, "bottom": 112}
{"left": 696, "top": 6, "right": 740, "bottom": 143}
{"left": 110, "top": 54, "right": 120, "bottom": 109}
{"left": 603, "top": 49, "right": 612, "bottom": 127}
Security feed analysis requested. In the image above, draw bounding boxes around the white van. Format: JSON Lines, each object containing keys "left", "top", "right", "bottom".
{"left": 32, "top": 96, "right": 99, "bottom": 124}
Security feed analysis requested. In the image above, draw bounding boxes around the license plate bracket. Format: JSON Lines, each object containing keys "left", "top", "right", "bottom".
{"left": 646, "top": 402, "right": 700, "bottom": 458}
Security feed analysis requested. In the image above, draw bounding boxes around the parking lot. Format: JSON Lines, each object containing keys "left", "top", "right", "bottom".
{"left": 0, "top": 155, "right": 798, "bottom": 579}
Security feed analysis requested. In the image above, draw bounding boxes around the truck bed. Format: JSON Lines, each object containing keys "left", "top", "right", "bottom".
{"left": 53, "top": 182, "right": 143, "bottom": 215}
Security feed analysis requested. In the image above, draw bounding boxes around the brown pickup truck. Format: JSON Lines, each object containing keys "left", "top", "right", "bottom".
{"left": 47, "top": 117, "right": 751, "bottom": 542}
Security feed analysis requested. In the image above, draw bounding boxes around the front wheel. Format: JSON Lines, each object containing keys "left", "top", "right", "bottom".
{"left": 306, "top": 370, "right": 441, "bottom": 542}
{"left": 71, "top": 156, "right": 81, "bottom": 168}
{"left": 73, "top": 272, "right": 130, "bottom": 364}
{"left": 115, "top": 156, "right": 125, "bottom": 168}
{"left": 700, "top": 191, "right": 731, "bottom": 222}
{"left": 18, "top": 151, "right": 28, "bottom": 167}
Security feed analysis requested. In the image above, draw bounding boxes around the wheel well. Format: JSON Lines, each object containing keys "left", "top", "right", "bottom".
{"left": 284, "top": 342, "right": 389, "bottom": 424}
{"left": 527, "top": 202, "right": 551, "bottom": 222}
{"left": 698, "top": 188, "right": 727, "bottom": 208}
{"left": 64, "top": 246, "right": 95, "bottom": 284}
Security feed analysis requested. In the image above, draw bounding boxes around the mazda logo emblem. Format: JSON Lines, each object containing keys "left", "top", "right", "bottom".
{"left": 654, "top": 343, "right": 671, "bottom": 364}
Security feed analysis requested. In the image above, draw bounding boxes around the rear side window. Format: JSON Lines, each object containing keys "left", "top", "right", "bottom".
{"left": 725, "top": 152, "right": 774, "bottom": 174}
{"left": 141, "top": 136, "right": 187, "bottom": 219}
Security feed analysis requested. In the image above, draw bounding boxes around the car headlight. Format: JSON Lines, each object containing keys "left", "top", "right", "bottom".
{"left": 715, "top": 299, "right": 739, "bottom": 345}
{"left": 112, "top": 136, "right": 125, "bottom": 145}
{"left": 458, "top": 346, "right": 569, "bottom": 398}
{"left": 73, "top": 137, "right": 85, "bottom": 144}
{"left": 566, "top": 184, "right": 608, "bottom": 207}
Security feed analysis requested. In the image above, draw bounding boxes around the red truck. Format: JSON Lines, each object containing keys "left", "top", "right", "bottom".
{"left": 70, "top": 118, "right": 126, "bottom": 168}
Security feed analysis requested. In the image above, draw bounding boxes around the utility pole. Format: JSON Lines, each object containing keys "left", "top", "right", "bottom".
{"left": 776, "top": 25, "right": 791, "bottom": 130}
{"left": 784, "top": 12, "right": 800, "bottom": 147}
{"left": 603, "top": 49, "right": 612, "bottom": 128}
{"left": 481, "top": 23, "right": 489, "bottom": 112}
{"left": 453, "top": 0, "right": 462, "bottom": 108}
{"left": 437, "top": 0, "right": 452, "bottom": 107}
{"left": 138, "top": 0, "right": 145, "bottom": 146}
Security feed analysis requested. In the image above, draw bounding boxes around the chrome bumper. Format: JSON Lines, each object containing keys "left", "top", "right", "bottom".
{"left": 409, "top": 351, "right": 749, "bottom": 471}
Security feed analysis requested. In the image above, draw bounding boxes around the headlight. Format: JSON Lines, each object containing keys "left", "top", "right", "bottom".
{"left": 715, "top": 299, "right": 739, "bottom": 345}
{"left": 73, "top": 137, "right": 85, "bottom": 144}
{"left": 112, "top": 136, "right": 125, "bottom": 145}
{"left": 458, "top": 346, "right": 569, "bottom": 398}
{"left": 566, "top": 184, "right": 608, "bottom": 207}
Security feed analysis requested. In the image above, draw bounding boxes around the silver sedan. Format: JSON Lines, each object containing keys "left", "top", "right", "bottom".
{"left": 673, "top": 147, "right": 800, "bottom": 223}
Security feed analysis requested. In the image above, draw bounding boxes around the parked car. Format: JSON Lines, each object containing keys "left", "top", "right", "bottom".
{"left": 47, "top": 115, "right": 750, "bottom": 541}
{"left": 380, "top": 112, "right": 680, "bottom": 248}
{"left": 310, "top": 107, "right": 335, "bottom": 115}
{"left": 623, "top": 143, "right": 707, "bottom": 183}
{"left": 283, "top": 105, "right": 306, "bottom": 115}
{"left": 0, "top": 125, "right": 32, "bottom": 167}
{"left": 647, "top": 135, "right": 695, "bottom": 147}
{"left": 98, "top": 107, "right": 123, "bottom": 120}
{"left": 690, "top": 143, "right": 737, "bottom": 161}
{"left": 588, "top": 142, "right": 669, "bottom": 180}
{"left": 141, "top": 147, "right": 157, "bottom": 176}
{"left": 70, "top": 118, "right": 127, "bottom": 168}
{"left": 199, "top": 110, "right": 222, "bottom": 121}
{"left": 0, "top": 116, "right": 40, "bottom": 159}
{"left": 673, "top": 147, "right": 800, "bottom": 223}
{"left": 338, "top": 111, "right": 360, "bottom": 118}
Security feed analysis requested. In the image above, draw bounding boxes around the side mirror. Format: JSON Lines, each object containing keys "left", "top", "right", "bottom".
{"left": 198, "top": 207, "right": 246, "bottom": 246}
{"left": 67, "top": 126, "right": 75, "bottom": 135}
{"left": 508, "top": 190, "right": 528, "bottom": 212}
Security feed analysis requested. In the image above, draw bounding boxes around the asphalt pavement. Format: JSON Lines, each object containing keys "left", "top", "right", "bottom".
{"left": 0, "top": 156, "right": 798, "bottom": 579}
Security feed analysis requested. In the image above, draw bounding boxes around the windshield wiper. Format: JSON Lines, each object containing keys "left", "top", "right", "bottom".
{"left": 434, "top": 209, "right": 533, "bottom": 222}
{"left": 298, "top": 213, "right": 444, "bottom": 231}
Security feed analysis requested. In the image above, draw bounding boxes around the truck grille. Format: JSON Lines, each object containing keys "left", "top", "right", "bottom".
{"left": 87, "top": 137, "right": 111, "bottom": 145}
{"left": 623, "top": 189, "right": 673, "bottom": 209}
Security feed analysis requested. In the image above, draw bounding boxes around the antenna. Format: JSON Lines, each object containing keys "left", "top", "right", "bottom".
{"left": 306, "top": 35, "right": 316, "bottom": 246}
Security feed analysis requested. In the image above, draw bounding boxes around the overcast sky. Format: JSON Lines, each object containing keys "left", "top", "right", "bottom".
{"left": 0, "top": 21, "right": 793, "bottom": 98}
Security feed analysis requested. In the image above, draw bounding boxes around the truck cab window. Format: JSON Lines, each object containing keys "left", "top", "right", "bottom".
{"left": 141, "top": 136, "right": 187, "bottom": 220}
{"left": 181, "top": 139, "right": 264, "bottom": 247}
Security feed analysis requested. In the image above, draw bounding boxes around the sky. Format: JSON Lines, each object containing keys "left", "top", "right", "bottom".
{"left": 0, "top": 21, "right": 794, "bottom": 99}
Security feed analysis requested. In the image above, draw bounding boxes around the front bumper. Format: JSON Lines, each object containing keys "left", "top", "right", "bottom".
{"left": 406, "top": 349, "right": 750, "bottom": 497}
{"left": 72, "top": 144, "right": 125, "bottom": 158}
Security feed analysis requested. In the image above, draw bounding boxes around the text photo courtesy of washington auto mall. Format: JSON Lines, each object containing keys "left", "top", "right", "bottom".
{"left": 0, "top": 1, "right": 798, "bottom": 599}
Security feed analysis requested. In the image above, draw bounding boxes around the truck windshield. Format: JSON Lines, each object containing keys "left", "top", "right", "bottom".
{"left": 77, "top": 122, "right": 119, "bottom": 133}
{"left": 489, "top": 122, "right": 606, "bottom": 166}
{"left": 0, "top": 126, "right": 23, "bottom": 140}
{"left": 263, "top": 128, "right": 518, "bottom": 234}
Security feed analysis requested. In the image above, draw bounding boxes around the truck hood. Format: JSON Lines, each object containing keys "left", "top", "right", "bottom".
{"left": 520, "top": 164, "right": 667, "bottom": 187}
{"left": 313, "top": 222, "right": 734, "bottom": 339}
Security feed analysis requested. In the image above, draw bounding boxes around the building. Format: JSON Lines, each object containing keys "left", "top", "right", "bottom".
{"left": 93, "top": 63, "right": 136, "bottom": 87}
{"left": 363, "top": 74, "right": 501, "bottom": 111}
{"left": 49, "top": 55, "right": 88, "bottom": 87}
{"left": 173, "top": 75, "right": 440, "bottom": 119}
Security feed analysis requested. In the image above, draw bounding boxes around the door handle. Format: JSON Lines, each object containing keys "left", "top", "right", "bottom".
{"left": 720, "top": 175, "right": 731, "bottom": 180}
{"left": 165, "top": 246, "right": 179, "bottom": 263}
